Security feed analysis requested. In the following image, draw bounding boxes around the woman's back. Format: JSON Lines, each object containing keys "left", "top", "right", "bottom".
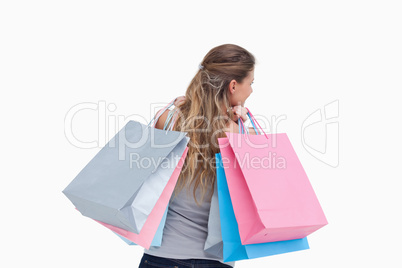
{"left": 140, "top": 43, "right": 256, "bottom": 267}
{"left": 144, "top": 105, "right": 253, "bottom": 266}
{"left": 144, "top": 173, "right": 235, "bottom": 267}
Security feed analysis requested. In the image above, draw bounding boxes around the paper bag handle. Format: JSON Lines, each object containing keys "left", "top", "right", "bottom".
{"left": 238, "top": 108, "right": 269, "bottom": 139}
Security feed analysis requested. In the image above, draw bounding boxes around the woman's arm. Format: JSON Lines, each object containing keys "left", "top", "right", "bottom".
{"left": 153, "top": 97, "right": 185, "bottom": 130}
{"left": 229, "top": 105, "right": 257, "bottom": 135}
{"left": 153, "top": 109, "right": 170, "bottom": 130}
{"left": 248, "top": 126, "right": 257, "bottom": 135}
{"left": 226, "top": 121, "right": 257, "bottom": 135}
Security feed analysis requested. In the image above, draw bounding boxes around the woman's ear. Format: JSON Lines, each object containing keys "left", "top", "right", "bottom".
{"left": 228, "top": 79, "right": 236, "bottom": 94}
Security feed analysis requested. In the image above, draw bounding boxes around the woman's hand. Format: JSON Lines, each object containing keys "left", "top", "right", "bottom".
{"left": 231, "top": 105, "right": 249, "bottom": 123}
{"left": 174, "top": 96, "right": 186, "bottom": 107}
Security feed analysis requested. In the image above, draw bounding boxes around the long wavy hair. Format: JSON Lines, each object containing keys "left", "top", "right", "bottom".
{"left": 170, "top": 44, "right": 255, "bottom": 205}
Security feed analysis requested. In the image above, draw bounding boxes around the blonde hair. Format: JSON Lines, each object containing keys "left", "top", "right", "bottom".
{"left": 170, "top": 44, "right": 255, "bottom": 205}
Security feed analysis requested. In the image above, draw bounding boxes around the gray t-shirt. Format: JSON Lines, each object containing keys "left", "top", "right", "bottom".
{"left": 144, "top": 178, "right": 235, "bottom": 267}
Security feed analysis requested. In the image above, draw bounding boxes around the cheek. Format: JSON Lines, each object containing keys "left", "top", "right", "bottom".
{"left": 242, "top": 87, "right": 251, "bottom": 97}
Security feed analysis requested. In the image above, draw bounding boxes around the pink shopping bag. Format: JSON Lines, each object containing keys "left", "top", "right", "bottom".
{"left": 217, "top": 109, "right": 328, "bottom": 245}
{"left": 95, "top": 146, "right": 188, "bottom": 249}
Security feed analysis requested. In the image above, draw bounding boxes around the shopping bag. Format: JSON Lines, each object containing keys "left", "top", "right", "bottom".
{"left": 109, "top": 107, "right": 180, "bottom": 247}
{"left": 113, "top": 206, "right": 168, "bottom": 246}
{"left": 95, "top": 143, "right": 188, "bottom": 249}
{"left": 204, "top": 180, "right": 223, "bottom": 258}
{"left": 63, "top": 98, "right": 189, "bottom": 234}
{"left": 213, "top": 153, "right": 309, "bottom": 262}
{"left": 203, "top": 117, "right": 256, "bottom": 258}
{"left": 217, "top": 109, "right": 328, "bottom": 245}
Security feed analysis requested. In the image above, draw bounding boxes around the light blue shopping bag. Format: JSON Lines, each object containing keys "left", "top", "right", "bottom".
{"left": 215, "top": 153, "right": 310, "bottom": 262}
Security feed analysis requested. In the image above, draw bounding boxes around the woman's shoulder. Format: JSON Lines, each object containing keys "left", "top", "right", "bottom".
{"left": 225, "top": 120, "right": 257, "bottom": 135}
{"left": 154, "top": 109, "right": 256, "bottom": 135}
{"left": 226, "top": 120, "right": 240, "bottom": 134}
{"left": 153, "top": 108, "right": 173, "bottom": 130}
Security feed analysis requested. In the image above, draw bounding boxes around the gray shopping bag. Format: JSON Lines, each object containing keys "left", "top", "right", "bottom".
{"left": 204, "top": 180, "right": 224, "bottom": 258}
{"left": 63, "top": 119, "right": 189, "bottom": 234}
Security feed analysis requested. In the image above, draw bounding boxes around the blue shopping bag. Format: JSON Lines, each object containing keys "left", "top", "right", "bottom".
{"left": 215, "top": 153, "right": 310, "bottom": 262}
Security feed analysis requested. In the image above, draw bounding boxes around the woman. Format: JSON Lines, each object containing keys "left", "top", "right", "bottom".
{"left": 139, "top": 44, "right": 257, "bottom": 268}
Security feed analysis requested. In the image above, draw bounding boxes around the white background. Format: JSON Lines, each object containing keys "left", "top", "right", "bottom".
{"left": 1, "top": 1, "right": 401, "bottom": 267}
